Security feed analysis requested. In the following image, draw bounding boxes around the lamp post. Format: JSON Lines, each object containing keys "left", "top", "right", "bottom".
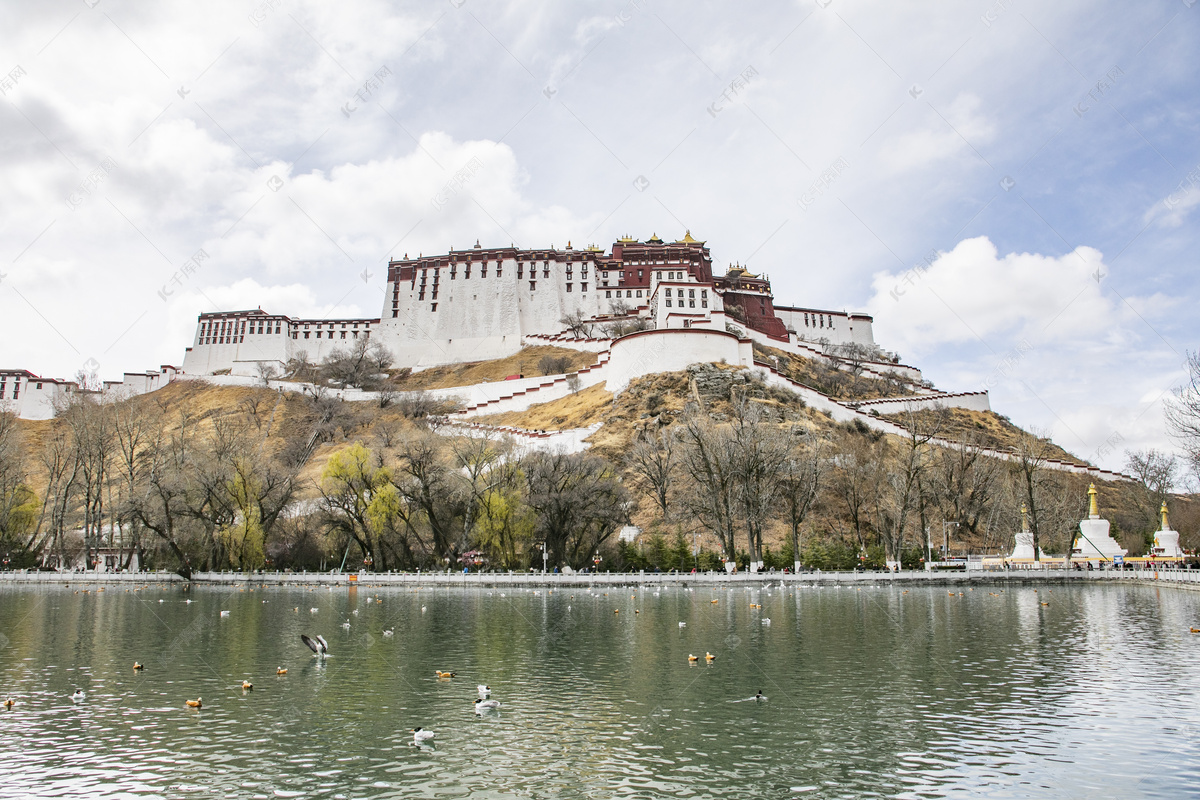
{"left": 943, "top": 521, "right": 960, "bottom": 559}
{"left": 537, "top": 542, "right": 548, "bottom": 575}
{"left": 593, "top": 551, "right": 602, "bottom": 572}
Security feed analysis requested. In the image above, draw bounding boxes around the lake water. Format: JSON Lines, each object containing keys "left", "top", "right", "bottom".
{"left": 1, "top": 581, "right": 1199, "bottom": 799}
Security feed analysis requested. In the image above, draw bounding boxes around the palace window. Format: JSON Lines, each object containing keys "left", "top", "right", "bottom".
{"left": 304, "top": 332, "right": 310, "bottom": 339}
{"left": 666, "top": 299, "right": 672, "bottom": 307}
{"left": 689, "top": 289, "right": 695, "bottom": 298}
{"left": 496, "top": 266, "right": 502, "bottom": 277}
{"left": 701, "top": 301, "right": 708, "bottom": 308}
{"left": 464, "top": 266, "right": 471, "bottom": 279}
{"left": 341, "top": 331, "right": 346, "bottom": 339}
{"left": 602, "top": 272, "right": 609, "bottom": 279}
{"left": 566, "top": 283, "right": 572, "bottom": 292}
{"left": 701, "top": 290, "right": 707, "bottom": 298}
{"left": 636, "top": 290, "right": 642, "bottom": 298}
{"left": 543, "top": 268, "right": 549, "bottom": 278}
{"left": 689, "top": 301, "right": 695, "bottom": 308}
{"left": 626, "top": 290, "right": 632, "bottom": 297}
{"left": 481, "top": 266, "right": 487, "bottom": 277}
{"left": 581, "top": 283, "right": 587, "bottom": 292}
{"left": 530, "top": 281, "right": 537, "bottom": 290}
{"left": 431, "top": 303, "right": 437, "bottom": 312}
{"left": 665, "top": 289, "right": 672, "bottom": 297}
{"left": 431, "top": 291, "right": 438, "bottom": 300}
{"left": 419, "top": 292, "right": 425, "bottom": 300}
{"left": 605, "top": 291, "right": 611, "bottom": 298}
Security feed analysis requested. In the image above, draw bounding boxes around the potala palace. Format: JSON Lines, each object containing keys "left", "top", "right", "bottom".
{"left": 179, "top": 233, "right": 878, "bottom": 375}
{"left": 5, "top": 231, "right": 1138, "bottom": 484}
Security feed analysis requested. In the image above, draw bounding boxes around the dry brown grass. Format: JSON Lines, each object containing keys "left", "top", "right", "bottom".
{"left": 882, "top": 407, "right": 1085, "bottom": 464}
{"left": 474, "top": 382, "right": 614, "bottom": 431}
{"left": 393, "top": 346, "right": 598, "bottom": 390}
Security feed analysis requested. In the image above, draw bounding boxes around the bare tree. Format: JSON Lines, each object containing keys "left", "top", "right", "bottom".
{"left": 1010, "top": 429, "right": 1058, "bottom": 562}
{"left": 626, "top": 429, "right": 678, "bottom": 519}
{"left": 876, "top": 407, "right": 947, "bottom": 568}
{"left": 1165, "top": 351, "right": 1200, "bottom": 480}
{"left": 538, "top": 354, "right": 572, "bottom": 375}
{"left": 830, "top": 429, "right": 885, "bottom": 558}
{"left": 779, "top": 431, "right": 827, "bottom": 570}
{"left": 255, "top": 361, "right": 278, "bottom": 386}
{"left": 523, "top": 451, "right": 628, "bottom": 569}
{"left": 731, "top": 400, "right": 790, "bottom": 568}
{"left": 1123, "top": 448, "right": 1177, "bottom": 533}
{"left": 559, "top": 310, "right": 594, "bottom": 339}
{"left": 678, "top": 415, "right": 740, "bottom": 561}
{"left": 930, "top": 436, "right": 1002, "bottom": 546}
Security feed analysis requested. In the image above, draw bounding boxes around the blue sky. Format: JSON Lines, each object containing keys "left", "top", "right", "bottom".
{"left": 2, "top": 0, "right": 1198, "bottom": 473}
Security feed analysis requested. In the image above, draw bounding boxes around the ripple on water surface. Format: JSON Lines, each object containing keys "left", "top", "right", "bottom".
{"left": 1, "top": 583, "right": 1200, "bottom": 798}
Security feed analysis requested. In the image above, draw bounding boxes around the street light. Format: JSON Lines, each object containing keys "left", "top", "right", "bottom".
{"left": 536, "top": 542, "right": 548, "bottom": 574}
{"left": 943, "top": 521, "right": 960, "bottom": 558}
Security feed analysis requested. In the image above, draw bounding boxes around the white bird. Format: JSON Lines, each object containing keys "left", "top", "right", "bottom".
{"left": 71, "top": 689, "right": 85, "bottom": 702}
{"left": 421, "top": 606, "right": 427, "bottom": 613}
{"left": 301, "top": 634, "right": 329, "bottom": 658}
{"left": 185, "top": 599, "right": 193, "bottom": 604}
{"left": 310, "top": 608, "right": 319, "bottom": 613}
{"left": 340, "top": 621, "right": 351, "bottom": 629}
{"left": 383, "top": 628, "right": 395, "bottom": 637}
{"left": 762, "top": 618, "right": 771, "bottom": 625}
{"left": 412, "top": 727, "right": 435, "bottom": 743}
{"left": 220, "top": 610, "right": 230, "bottom": 617}
{"left": 352, "top": 609, "right": 359, "bottom": 616}
{"left": 477, "top": 684, "right": 491, "bottom": 697}
{"left": 474, "top": 699, "right": 501, "bottom": 713}
{"left": 678, "top": 622, "right": 686, "bottom": 628}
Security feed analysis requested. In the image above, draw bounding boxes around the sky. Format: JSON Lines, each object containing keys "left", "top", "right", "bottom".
{"left": 2, "top": 0, "right": 1198, "bottom": 473}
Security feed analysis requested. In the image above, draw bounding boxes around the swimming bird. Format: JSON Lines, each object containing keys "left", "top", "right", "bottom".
{"left": 705, "top": 652, "right": 715, "bottom": 662}
{"left": 3, "top": 698, "right": 13, "bottom": 710}
{"left": 71, "top": 689, "right": 85, "bottom": 702}
{"left": 383, "top": 628, "right": 394, "bottom": 637}
{"left": 242, "top": 680, "right": 253, "bottom": 690}
{"left": 186, "top": 698, "right": 202, "bottom": 708}
{"left": 341, "top": 621, "right": 351, "bottom": 629}
{"left": 688, "top": 654, "right": 699, "bottom": 663}
{"left": 762, "top": 618, "right": 771, "bottom": 625}
{"left": 133, "top": 662, "right": 144, "bottom": 670}
{"left": 478, "top": 685, "right": 491, "bottom": 697}
{"left": 412, "top": 727, "right": 435, "bottom": 743}
{"left": 277, "top": 667, "right": 288, "bottom": 675}
{"left": 474, "top": 698, "right": 501, "bottom": 713}
{"left": 220, "top": 610, "right": 231, "bottom": 617}
{"left": 754, "top": 690, "right": 767, "bottom": 701}
{"left": 352, "top": 609, "right": 359, "bottom": 616}
{"left": 679, "top": 622, "right": 686, "bottom": 628}
{"left": 1191, "top": 628, "right": 1200, "bottom": 633}
{"left": 435, "top": 670, "right": 456, "bottom": 678}
{"left": 301, "top": 634, "right": 330, "bottom": 658}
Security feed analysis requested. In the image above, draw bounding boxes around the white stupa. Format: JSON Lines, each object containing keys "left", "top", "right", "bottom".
{"left": 1150, "top": 502, "right": 1185, "bottom": 558}
{"left": 1073, "top": 483, "right": 1127, "bottom": 561}
{"left": 1009, "top": 503, "right": 1046, "bottom": 560}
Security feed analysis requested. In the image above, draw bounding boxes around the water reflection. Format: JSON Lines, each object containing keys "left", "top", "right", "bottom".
{"left": 0, "top": 582, "right": 1198, "bottom": 798}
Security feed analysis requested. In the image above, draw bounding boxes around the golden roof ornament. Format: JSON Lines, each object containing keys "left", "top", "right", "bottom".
{"left": 1020, "top": 503, "right": 1030, "bottom": 532}
{"left": 1087, "top": 483, "right": 1099, "bottom": 519}
{"left": 1161, "top": 501, "right": 1170, "bottom": 531}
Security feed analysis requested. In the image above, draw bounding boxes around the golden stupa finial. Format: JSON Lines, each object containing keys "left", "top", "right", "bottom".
{"left": 1087, "top": 483, "right": 1099, "bottom": 519}
{"left": 1020, "top": 503, "right": 1029, "bottom": 532}
{"left": 1161, "top": 501, "right": 1170, "bottom": 531}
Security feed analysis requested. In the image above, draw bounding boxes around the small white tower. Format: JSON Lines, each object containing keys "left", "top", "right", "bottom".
{"left": 1009, "top": 503, "right": 1042, "bottom": 560}
{"left": 1074, "top": 483, "right": 1127, "bottom": 561}
{"left": 1151, "top": 502, "right": 1185, "bottom": 559}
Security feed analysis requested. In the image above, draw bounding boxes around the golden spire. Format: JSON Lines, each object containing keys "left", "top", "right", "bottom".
{"left": 1161, "top": 501, "right": 1170, "bottom": 531}
{"left": 1020, "top": 503, "right": 1029, "bottom": 532}
{"left": 1087, "top": 483, "right": 1099, "bottom": 519}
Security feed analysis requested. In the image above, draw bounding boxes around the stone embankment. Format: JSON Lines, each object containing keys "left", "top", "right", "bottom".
{"left": 2, "top": 568, "right": 1197, "bottom": 590}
